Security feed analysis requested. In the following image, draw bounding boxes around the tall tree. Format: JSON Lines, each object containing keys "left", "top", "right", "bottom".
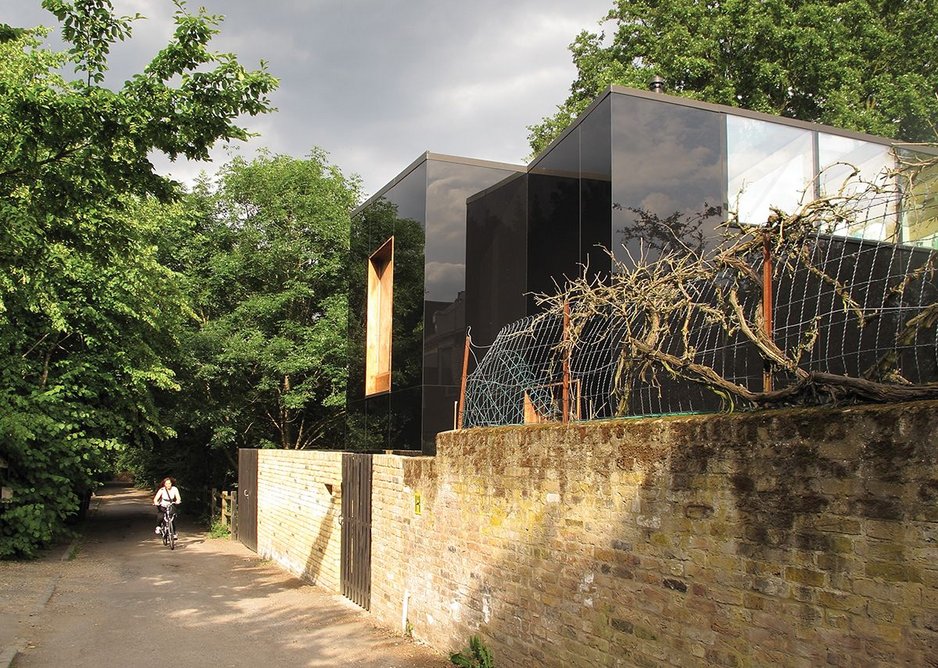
{"left": 528, "top": 0, "right": 938, "bottom": 155}
{"left": 0, "top": 0, "right": 276, "bottom": 558}
{"left": 150, "top": 151, "right": 359, "bottom": 484}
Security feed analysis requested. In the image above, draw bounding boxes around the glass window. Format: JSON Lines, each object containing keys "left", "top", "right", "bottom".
{"left": 465, "top": 173, "right": 527, "bottom": 347}
{"left": 424, "top": 160, "right": 522, "bottom": 386}
{"left": 579, "top": 97, "right": 613, "bottom": 277}
{"left": 611, "top": 94, "right": 724, "bottom": 266}
{"left": 528, "top": 127, "right": 581, "bottom": 308}
{"left": 900, "top": 150, "right": 938, "bottom": 249}
{"left": 818, "top": 134, "right": 896, "bottom": 241}
{"left": 727, "top": 116, "right": 814, "bottom": 227}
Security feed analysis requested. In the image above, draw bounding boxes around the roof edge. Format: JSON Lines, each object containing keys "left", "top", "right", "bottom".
{"left": 353, "top": 152, "right": 525, "bottom": 215}
{"left": 530, "top": 85, "right": 902, "bottom": 167}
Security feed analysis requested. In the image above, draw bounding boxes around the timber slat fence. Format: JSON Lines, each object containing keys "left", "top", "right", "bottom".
{"left": 211, "top": 488, "right": 238, "bottom": 536}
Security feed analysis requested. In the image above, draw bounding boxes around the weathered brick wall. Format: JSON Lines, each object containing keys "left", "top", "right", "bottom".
{"left": 369, "top": 453, "right": 437, "bottom": 633}
{"left": 255, "top": 402, "right": 938, "bottom": 667}
{"left": 256, "top": 449, "right": 343, "bottom": 592}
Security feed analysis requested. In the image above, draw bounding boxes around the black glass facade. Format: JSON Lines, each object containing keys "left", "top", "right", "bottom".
{"left": 610, "top": 93, "right": 725, "bottom": 265}
{"left": 351, "top": 86, "right": 920, "bottom": 447}
{"left": 347, "top": 155, "right": 522, "bottom": 454}
{"left": 466, "top": 173, "right": 528, "bottom": 348}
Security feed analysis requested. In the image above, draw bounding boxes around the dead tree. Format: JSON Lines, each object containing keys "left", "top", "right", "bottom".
{"left": 534, "top": 148, "right": 938, "bottom": 412}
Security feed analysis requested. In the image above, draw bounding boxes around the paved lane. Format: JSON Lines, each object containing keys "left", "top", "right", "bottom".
{"left": 5, "top": 483, "right": 446, "bottom": 668}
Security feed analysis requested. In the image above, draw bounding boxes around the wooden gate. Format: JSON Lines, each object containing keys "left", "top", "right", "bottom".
{"left": 341, "top": 453, "right": 372, "bottom": 610}
{"left": 237, "top": 448, "right": 258, "bottom": 552}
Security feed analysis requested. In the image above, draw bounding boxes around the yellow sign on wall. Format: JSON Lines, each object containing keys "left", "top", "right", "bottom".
{"left": 414, "top": 492, "right": 422, "bottom": 515}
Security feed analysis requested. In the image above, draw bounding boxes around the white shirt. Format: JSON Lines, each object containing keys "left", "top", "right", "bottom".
{"left": 155, "top": 486, "right": 181, "bottom": 507}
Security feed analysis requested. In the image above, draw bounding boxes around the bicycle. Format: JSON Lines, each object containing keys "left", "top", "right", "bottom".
{"left": 158, "top": 502, "right": 179, "bottom": 550}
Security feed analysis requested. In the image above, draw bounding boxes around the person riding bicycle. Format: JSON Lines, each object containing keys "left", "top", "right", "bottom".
{"left": 153, "top": 477, "right": 181, "bottom": 538}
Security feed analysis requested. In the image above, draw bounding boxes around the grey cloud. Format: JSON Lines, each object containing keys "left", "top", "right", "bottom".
{"left": 7, "top": 0, "right": 612, "bottom": 197}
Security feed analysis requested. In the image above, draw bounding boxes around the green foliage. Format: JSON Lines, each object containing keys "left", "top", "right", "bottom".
{"left": 208, "top": 518, "right": 230, "bottom": 539}
{"left": 529, "top": 0, "right": 938, "bottom": 155}
{"left": 0, "top": 1, "right": 276, "bottom": 558}
{"left": 450, "top": 635, "right": 494, "bottom": 668}
{"left": 126, "top": 150, "right": 360, "bottom": 491}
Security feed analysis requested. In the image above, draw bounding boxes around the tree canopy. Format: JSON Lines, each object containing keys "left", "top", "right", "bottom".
{"left": 528, "top": 0, "right": 938, "bottom": 156}
{"left": 152, "top": 152, "right": 360, "bottom": 473}
{"left": 0, "top": 0, "right": 277, "bottom": 558}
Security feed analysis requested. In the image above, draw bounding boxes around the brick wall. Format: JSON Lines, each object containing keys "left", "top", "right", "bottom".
{"left": 256, "top": 449, "right": 343, "bottom": 592}
{"left": 254, "top": 401, "right": 938, "bottom": 667}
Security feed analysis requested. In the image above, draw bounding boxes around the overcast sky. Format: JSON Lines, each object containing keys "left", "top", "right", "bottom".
{"left": 7, "top": 0, "right": 612, "bottom": 199}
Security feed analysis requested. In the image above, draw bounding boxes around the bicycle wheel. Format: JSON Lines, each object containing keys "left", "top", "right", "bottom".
{"left": 162, "top": 522, "right": 168, "bottom": 545}
{"left": 167, "top": 519, "right": 175, "bottom": 550}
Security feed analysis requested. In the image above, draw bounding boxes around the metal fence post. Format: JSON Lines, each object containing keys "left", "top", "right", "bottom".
{"left": 763, "top": 227, "right": 775, "bottom": 393}
{"left": 562, "top": 301, "right": 571, "bottom": 423}
{"left": 457, "top": 332, "right": 470, "bottom": 430}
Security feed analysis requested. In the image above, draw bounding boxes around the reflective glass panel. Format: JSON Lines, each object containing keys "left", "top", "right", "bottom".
{"left": 423, "top": 160, "right": 521, "bottom": 385}
{"left": 347, "top": 161, "right": 426, "bottom": 450}
{"left": 528, "top": 127, "right": 581, "bottom": 310}
{"left": 611, "top": 94, "right": 724, "bottom": 266}
{"left": 466, "top": 173, "right": 527, "bottom": 347}
{"left": 425, "top": 161, "right": 518, "bottom": 303}
{"left": 818, "top": 134, "right": 896, "bottom": 241}
{"left": 384, "top": 162, "right": 427, "bottom": 393}
{"left": 900, "top": 150, "right": 938, "bottom": 249}
{"left": 727, "top": 116, "right": 814, "bottom": 226}
{"left": 422, "top": 384, "right": 460, "bottom": 455}
{"left": 580, "top": 97, "right": 613, "bottom": 277}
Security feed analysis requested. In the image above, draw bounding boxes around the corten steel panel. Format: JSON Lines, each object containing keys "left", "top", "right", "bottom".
{"left": 237, "top": 448, "right": 258, "bottom": 553}
{"left": 341, "top": 453, "right": 373, "bottom": 611}
{"left": 365, "top": 238, "right": 394, "bottom": 395}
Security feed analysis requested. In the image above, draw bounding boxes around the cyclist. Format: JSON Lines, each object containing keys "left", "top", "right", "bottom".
{"left": 153, "top": 477, "right": 181, "bottom": 539}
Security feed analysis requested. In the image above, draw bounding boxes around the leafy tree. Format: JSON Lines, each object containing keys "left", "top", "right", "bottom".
{"left": 529, "top": 0, "right": 938, "bottom": 155}
{"left": 149, "top": 151, "right": 359, "bottom": 488}
{"left": 0, "top": 0, "right": 276, "bottom": 558}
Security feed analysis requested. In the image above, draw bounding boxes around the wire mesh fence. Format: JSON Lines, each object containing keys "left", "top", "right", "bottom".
{"left": 461, "top": 227, "right": 938, "bottom": 429}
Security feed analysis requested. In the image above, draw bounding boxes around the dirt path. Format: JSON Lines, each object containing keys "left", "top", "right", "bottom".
{"left": 1, "top": 483, "right": 448, "bottom": 668}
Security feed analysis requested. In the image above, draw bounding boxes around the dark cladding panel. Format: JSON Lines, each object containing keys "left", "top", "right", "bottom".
{"left": 610, "top": 94, "right": 724, "bottom": 267}
{"left": 422, "top": 384, "right": 461, "bottom": 455}
{"left": 344, "top": 394, "right": 390, "bottom": 451}
{"left": 423, "top": 160, "right": 520, "bottom": 382}
{"left": 349, "top": 156, "right": 523, "bottom": 453}
{"left": 466, "top": 172, "right": 528, "bottom": 347}
{"left": 608, "top": 93, "right": 726, "bottom": 416}
{"left": 579, "top": 96, "right": 613, "bottom": 277}
{"left": 389, "top": 386, "right": 421, "bottom": 451}
{"left": 528, "top": 127, "right": 581, "bottom": 312}
{"left": 346, "top": 161, "right": 427, "bottom": 450}
{"left": 422, "top": 159, "right": 523, "bottom": 452}
{"left": 387, "top": 162, "right": 428, "bottom": 393}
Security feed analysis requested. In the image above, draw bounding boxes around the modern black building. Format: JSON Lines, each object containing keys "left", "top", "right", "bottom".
{"left": 346, "top": 154, "right": 524, "bottom": 454}
{"left": 349, "top": 86, "right": 938, "bottom": 453}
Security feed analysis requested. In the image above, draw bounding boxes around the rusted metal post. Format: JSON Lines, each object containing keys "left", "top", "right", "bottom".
{"left": 562, "top": 301, "right": 571, "bottom": 423}
{"left": 762, "top": 229, "right": 774, "bottom": 393}
{"left": 457, "top": 333, "right": 471, "bottom": 430}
